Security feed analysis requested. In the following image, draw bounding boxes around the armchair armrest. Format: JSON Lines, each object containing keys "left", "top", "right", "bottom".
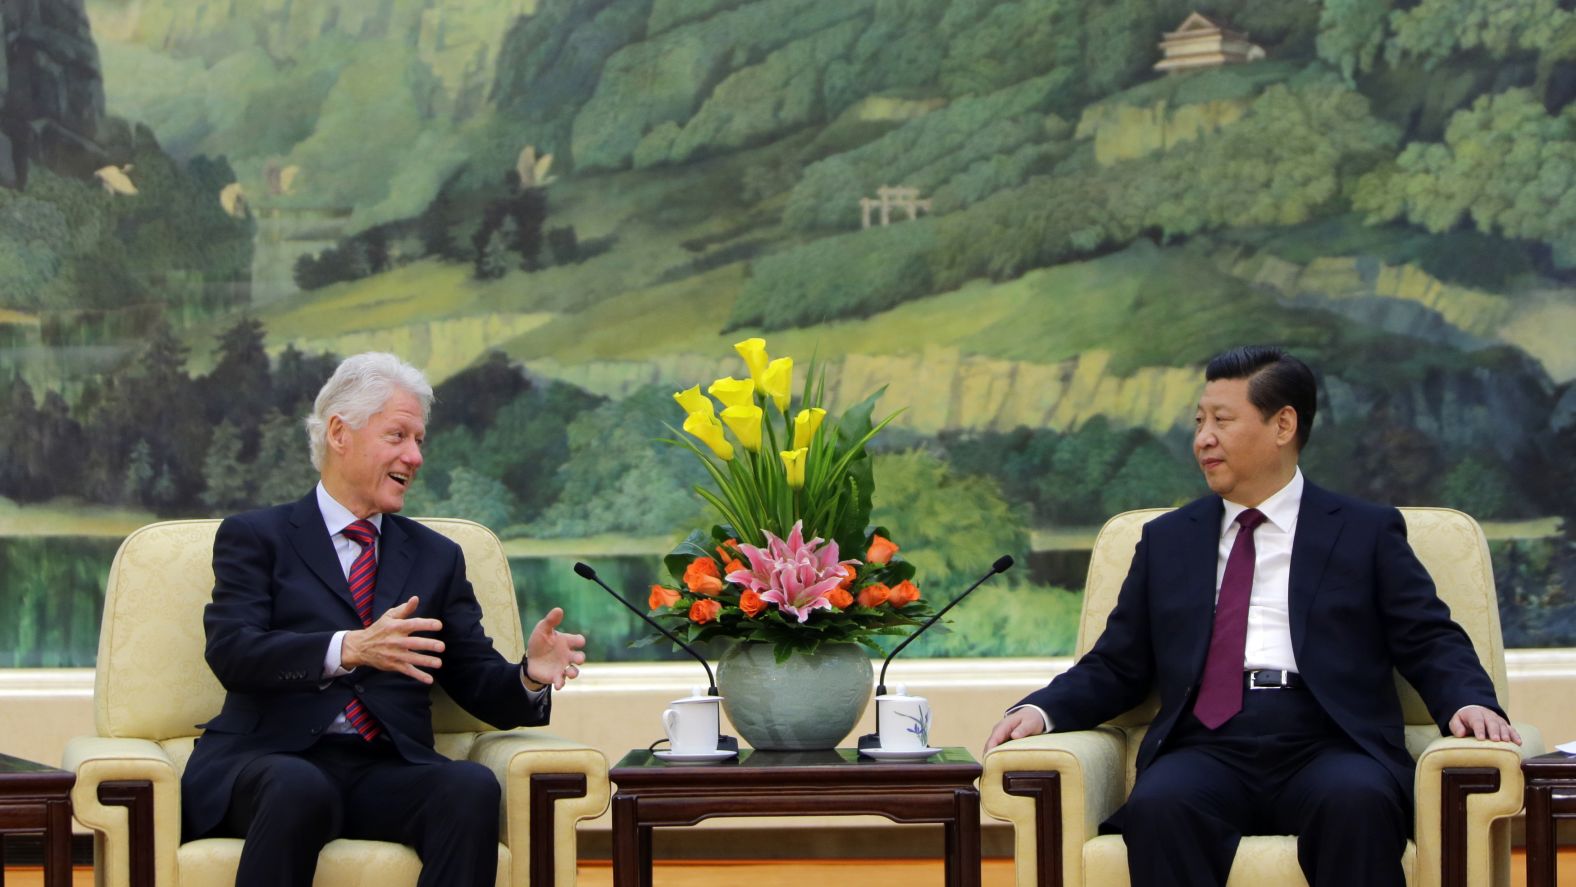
{"left": 982, "top": 727, "right": 1128, "bottom": 887}
{"left": 1412, "top": 724, "right": 1544, "bottom": 887}
{"left": 63, "top": 736, "right": 182, "bottom": 887}
{"left": 469, "top": 730, "right": 610, "bottom": 887}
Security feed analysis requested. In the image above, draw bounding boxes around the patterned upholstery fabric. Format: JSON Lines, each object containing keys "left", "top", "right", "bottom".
{"left": 982, "top": 507, "right": 1541, "bottom": 887}
{"left": 66, "top": 517, "right": 609, "bottom": 887}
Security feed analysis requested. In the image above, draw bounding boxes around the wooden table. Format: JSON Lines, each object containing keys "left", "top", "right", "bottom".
{"left": 1525, "top": 752, "right": 1576, "bottom": 887}
{"left": 610, "top": 747, "right": 982, "bottom": 887}
{"left": 0, "top": 753, "right": 75, "bottom": 887}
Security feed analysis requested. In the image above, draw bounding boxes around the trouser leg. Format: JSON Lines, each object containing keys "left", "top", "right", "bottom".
{"left": 346, "top": 756, "right": 502, "bottom": 887}
{"left": 1110, "top": 745, "right": 1254, "bottom": 887}
{"left": 226, "top": 752, "right": 344, "bottom": 887}
{"left": 1277, "top": 746, "right": 1409, "bottom": 887}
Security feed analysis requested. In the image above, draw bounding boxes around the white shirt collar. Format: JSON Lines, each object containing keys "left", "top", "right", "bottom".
{"left": 1221, "top": 467, "right": 1303, "bottom": 535}
{"left": 316, "top": 482, "right": 383, "bottom": 538}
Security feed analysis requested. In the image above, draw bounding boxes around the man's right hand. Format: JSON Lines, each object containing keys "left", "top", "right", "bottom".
{"left": 342, "top": 596, "right": 445, "bottom": 684}
{"left": 986, "top": 707, "right": 1048, "bottom": 753}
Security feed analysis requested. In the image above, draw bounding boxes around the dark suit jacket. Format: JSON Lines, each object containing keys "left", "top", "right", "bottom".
{"left": 1015, "top": 482, "right": 1503, "bottom": 794}
{"left": 181, "top": 492, "right": 550, "bottom": 839}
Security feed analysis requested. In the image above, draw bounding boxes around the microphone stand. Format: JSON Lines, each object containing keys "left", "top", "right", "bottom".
{"left": 859, "top": 555, "right": 1014, "bottom": 754}
{"left": 573, "top": 561, "right": 718, "bottom": 695}
{"left": 573, "top": 562, "right": 738, "bottom": 755}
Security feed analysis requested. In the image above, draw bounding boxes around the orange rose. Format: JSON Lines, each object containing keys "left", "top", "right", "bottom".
{"left": 649, "top": 585, "right": 681, "bottom": 610}
{"left": 857, "top": 583, "right": 891, "bottom": 609}
{"left": 889, "top": 579, "right": 920, "bottom": 608}
{"left": 683, "top": 557, "right": 725, "bottom": 596}
{"left": 739, "top": 589, "right": 767, "bottom": 618}
{"left": 689, "top": 598, "right": 721, "bottom": 624}
{"left": 723, "top": 558, "right": 746, "bottom": 577}
{"left": 827, "top": 587, "right": 854, "bottom": 610}
{"left": 866, "top": 534, "right": 899, "bottom": 565}
{"left": 837, "top": 564, "right": 857, "bottom": 590}
{"left": 716, "top": 538, "right": 739, "bottom": 561}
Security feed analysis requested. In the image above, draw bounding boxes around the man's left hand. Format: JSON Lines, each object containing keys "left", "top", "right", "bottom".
{"left": 524, "top": 607, "right": 587, "bottom": 691}
{"left": 1449, "top": 704, "right": 1522, "bottom": 744}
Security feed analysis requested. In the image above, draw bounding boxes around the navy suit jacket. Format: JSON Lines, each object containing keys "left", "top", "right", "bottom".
{"left": 181, "top": 492, "right": 549, "bottom": 839}
{"left": 1016, "top": 482, "right": 1503, "bottom": 794}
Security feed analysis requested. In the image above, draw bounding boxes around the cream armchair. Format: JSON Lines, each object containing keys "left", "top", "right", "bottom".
{"left": 64, "top": 518, "right": 610, "bottom": 887}
{"left": 982, "top": 507, "right": 1542, "bottom": 887}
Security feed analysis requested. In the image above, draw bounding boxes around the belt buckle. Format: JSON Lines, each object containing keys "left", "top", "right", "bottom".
{"left": 1247, "top": 668, "right": 1287, "bottom": 690}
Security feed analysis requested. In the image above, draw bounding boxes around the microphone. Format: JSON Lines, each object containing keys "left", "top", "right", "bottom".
{"left": 572, "top": 561, "right": 718, "bottom": 696}
{"left": 875, "top": 555, "right": 1014, "bottom": 696}
{"left": 857, "top": 556, "right": 1015, "bottom": 756}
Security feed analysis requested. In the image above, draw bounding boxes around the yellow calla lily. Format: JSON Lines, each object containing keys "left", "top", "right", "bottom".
{"left": 792, "top": 407, "right": 826, "bottom": 450}
{"left": 673, "top": 385, "right": 714, "bottom": 418}
{"left": 781, "top": 447, "right": 807, "bottom": 489}
{"left": 761, "top": 357, "right": 792, "bottom": 413}
{"left": 734, "top": 338, "right": 769, "bottom": 389}
{"left": 683, "top": 411, "right": 734, "bottom": 461}
{"left": 720, "top": 404, "right": 764, "bottom": 452}
{"left": 708, "top": 376, "right": 756, "bottom": 411}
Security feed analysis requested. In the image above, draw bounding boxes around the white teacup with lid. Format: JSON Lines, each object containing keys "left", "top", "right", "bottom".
{"left": 661, "top": 686, "right": 723, "bottom": 754}
{"left": 874, "top": 683, "right": 932, "bottom": 751}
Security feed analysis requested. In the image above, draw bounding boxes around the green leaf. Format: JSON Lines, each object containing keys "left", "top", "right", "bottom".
{"left": 664, "top": 529, "right": 716, "bottom": 583}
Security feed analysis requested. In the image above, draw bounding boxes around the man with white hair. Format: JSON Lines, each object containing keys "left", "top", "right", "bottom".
{"left": 181, "top": 352, "right": 587, "bottom": 887}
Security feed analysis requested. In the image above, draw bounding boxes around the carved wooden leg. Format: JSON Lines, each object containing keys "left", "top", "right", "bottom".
{"left": 1439, "top": 767, "right": 1500, "bottom": 887}
{"left": 1004, "top": 771, "right": 1064, "bottom": 887}
{"left": 98, "top": 780, "right": 154, "bottom": 887}
{"left": 527, "top": 773, "right": 587, "bottom": 887}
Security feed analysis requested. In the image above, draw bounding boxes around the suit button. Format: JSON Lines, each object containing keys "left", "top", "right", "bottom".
{"left": 309, "top": 727, "right": 321, "bottom": 735}
{"left": 354, "top": 684, "right": 365, "bottom": 694}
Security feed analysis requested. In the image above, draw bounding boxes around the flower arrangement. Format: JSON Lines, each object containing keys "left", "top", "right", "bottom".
{"left": 646, "top": 338, "right": 933, "bottom": 661}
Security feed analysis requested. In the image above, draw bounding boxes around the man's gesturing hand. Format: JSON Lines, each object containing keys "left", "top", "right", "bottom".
{"left": 524, "top": 607, "right": 587, "bottom": 691}
{"left": 1449, "top": 704, "right": 1522, "bottom": 744}
{"left": 341, "top": 596, "right": 445, "bottom": 684}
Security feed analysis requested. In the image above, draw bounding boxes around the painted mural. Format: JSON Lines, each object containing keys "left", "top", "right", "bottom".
{"left": 0, "top": 0, "right": 1572, "bottom": 667}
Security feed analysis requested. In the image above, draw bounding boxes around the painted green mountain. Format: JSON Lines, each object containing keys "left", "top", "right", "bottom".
{"left": 3, "top": 0, "right": 1573, "bottom": 662}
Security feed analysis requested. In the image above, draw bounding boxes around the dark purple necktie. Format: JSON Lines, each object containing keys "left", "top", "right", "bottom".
{"left": 1193, "top": 508, "right": 1267, "bottom": 730}
{"left": 340, "top": 520, "right": 382, "bottom": 741}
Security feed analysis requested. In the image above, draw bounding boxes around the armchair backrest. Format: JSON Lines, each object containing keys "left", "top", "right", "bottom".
{"left": 1075, "top": 506, "right": 1510, "bottom": 731}
{"left": 92, "top": 517, "right": 525, "bottom": 743}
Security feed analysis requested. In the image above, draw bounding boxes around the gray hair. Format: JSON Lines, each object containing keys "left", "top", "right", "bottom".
{"left": 305, "top": 352, "right": 434, "bottom": 470}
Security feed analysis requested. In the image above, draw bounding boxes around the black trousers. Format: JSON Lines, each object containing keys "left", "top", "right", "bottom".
{"left": 1104, "top": 687, "right": 1410, "bottom": 887}
{"left": 218, "top": 735, "right": 501, "bottom": 887}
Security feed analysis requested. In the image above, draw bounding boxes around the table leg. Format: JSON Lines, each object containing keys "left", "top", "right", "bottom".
{"left": 639, "top": 826, "right": 654, "bottom": 887}
{"left": 612, "top": 794, "right": 641, "bottom": 887}
{"left": 44, "top": 798, "right": 73, "bottom": 887}
{"left": 1527, "top": 786, "right": 1557, "bottom": 887}
{"left": 944, "top": 787, "right": 981, "bottom": 887}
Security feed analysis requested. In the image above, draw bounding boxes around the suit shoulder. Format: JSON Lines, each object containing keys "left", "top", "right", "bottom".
{"left": 219, "top": 501, "right": 294, "bottom": 533}
{"left": 1305, "top": 483, "right": 1398, "bottom": 523}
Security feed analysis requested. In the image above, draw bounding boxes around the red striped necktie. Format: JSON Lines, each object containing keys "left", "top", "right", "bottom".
{"left": 340, "top": 519, "right": 383, "bottom": 741}
{"left": 1192, "top": 507, "right": 1268, "bottom": 730}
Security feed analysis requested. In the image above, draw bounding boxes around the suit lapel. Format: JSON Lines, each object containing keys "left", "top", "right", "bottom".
{"left": 1184, "top": 496, "right": 1226, "bottom": 674}
{"left": 1289, "top": 482, "right": 1343, "bottom": 658}
{"left": 374, "top": 515, "right": 415, "bottom": 618}
{"left": 286, "top": 492, "right": 359, "bottom": 619}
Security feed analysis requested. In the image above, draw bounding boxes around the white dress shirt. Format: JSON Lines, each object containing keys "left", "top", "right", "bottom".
{"left": 1223, "top": 468, "right": 1301, "bottom": 673}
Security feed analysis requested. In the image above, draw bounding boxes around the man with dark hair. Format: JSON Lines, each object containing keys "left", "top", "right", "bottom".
{"left": 986, "top": 346, "right": 1518, "bottom": 887}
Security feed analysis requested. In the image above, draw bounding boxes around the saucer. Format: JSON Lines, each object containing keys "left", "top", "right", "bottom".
{"left": 653, "top": 749, "right": 737, "bottom": 763}
{"left": 861, "top": 746, "right": 942, "bottom": 761}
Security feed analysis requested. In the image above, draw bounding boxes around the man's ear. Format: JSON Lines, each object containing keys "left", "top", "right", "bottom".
{"left": 1275, "top": 406, "right": 1298, "bottom": 447}
{"left": 325, "top": 414, "right": 348, "bottom": 457}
